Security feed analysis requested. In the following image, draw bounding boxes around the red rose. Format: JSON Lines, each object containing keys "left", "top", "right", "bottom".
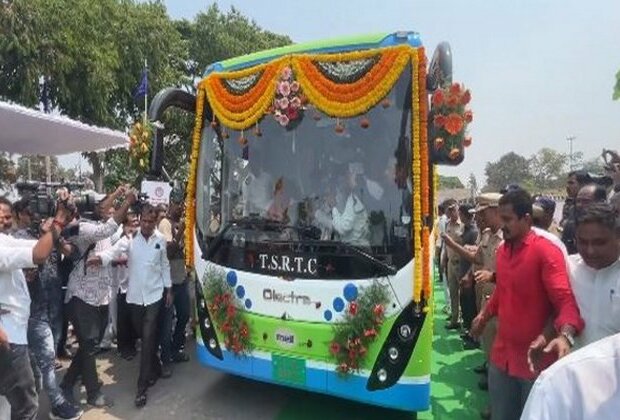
{"left": 464, "top": 110, "right": 473, "bottom": 123}
{"left": 286, "top": 107, "right": 299, "bottom": 120}
{"left": 450, "top": 83, "right": 461, "bottom": 95}
{"left": 433, "top": 114, "right": 446, "bottom": 128}
{"left": 373, "top": 304, "right": 384, "bottom": 317}
{"left": 337, "top": 362, "right": 350, "bottom": 373}
{"left": 240, "top": 323, "right": 249, "bottom": 338}
{"left": 461, "top": 89, "right": 471, "bottom": 105}
{"left": 364, "top": 328, "right": 377, "bottom": 338}
{"left": 431, "top": 90, "right": 445, "bottom": 107}
{"left": 348, "top": 349, "right": 357, "bottom": 360}
{"left": 348, "top": 302, "right": 358, "bottom": 316}
{"left": 330, "top": 342, "right": 341, "bottom": 355}
{"left": 226, "top": 305, "right": 236, "bottom": 318}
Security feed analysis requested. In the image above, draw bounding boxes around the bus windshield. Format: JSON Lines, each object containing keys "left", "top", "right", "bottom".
{"left": 196, "top": 64, "right": 414, "bottom": 279}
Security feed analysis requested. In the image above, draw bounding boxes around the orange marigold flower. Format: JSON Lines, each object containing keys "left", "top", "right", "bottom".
{"left": 444, "top": 113, "right": 464, "bottom": 135}
{"left": 464, "top": 137, "right": 473, "bottom": 147}
{"left": 461, "top": 90, "right": 472, "bottom": 105}
{"left": 450, "top": 83, "right": 461, "bottom": 95}
{"left": 431, "top": 90, "right": 445, "bottom": 107}
{"left": 449, "top": 148, "right": 461, "bottom": 160}
{"left": 433, "top": 114, "right": 446, "bottom": 128}
{"left": 464, "top": 110, "right": 474, "bottom": 123}
{"left": 446, "top": 95, "right": 459, "bottom": 107}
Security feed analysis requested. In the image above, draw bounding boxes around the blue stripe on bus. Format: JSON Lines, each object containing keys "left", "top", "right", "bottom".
{"left": 196, "top": 341, "right": 430, "bottom": 412}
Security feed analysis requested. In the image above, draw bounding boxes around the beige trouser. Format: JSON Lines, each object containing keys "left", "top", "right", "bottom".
{"left": 476, "top": 281, "right": 498, "bottom": 358}
{"left": 447, "top": 259, "right": 461, "bottom": 324}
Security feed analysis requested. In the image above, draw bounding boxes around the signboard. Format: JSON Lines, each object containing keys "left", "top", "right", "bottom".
{"left": 141, "top": 180, "right": 172, "bottom": 205}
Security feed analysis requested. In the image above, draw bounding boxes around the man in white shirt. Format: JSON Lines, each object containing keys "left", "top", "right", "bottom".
{"left": 521, "top": 332, "right": 620, "bottom": 420}
{"left": 568, "top": 203, "right": 620, "bottom": 348}
{"left": 1, "top": 203, "right": 72, "bottom": 420}
{"left": 91, "top": 204, "right": 171, "bottom": 408}
{"left": 330, "top": 167, "right": 370, "bottom": 247}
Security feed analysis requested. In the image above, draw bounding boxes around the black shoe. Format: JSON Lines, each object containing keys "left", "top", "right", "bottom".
{"left": 445, "top": 322, "right": 460, "bottom": 330}
{"left": 473, "top": 362, "right": 488, "bottom": 374}
{"left": 135, "top": 391, "right": 148, "bottom": 408}
{"left": 87, "top": 392, "right": 114, "bottom": 408}
{"left": 478, "top": 377, "right": 488, "bottom": 391}
{"left": 161, "top": 363, "right": 173, "bottom": 378}
{"left": 172, "top": 351, "right": 190, "bottom": 363}
{"left": 50, "top": 400, "right": 84, "bottom": 420}
{"left": 59, "top": 383, "right": 76, "bottom": 406}
{"left": 463, "top": 338, "right": 480, "bottom": 350}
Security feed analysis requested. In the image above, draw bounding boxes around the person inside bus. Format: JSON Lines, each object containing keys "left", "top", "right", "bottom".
{"left": 328, "top": 164, "right": 371, "bottom": 248}
{"left": 241, "top": 146, "right": 273, "bottom": 218}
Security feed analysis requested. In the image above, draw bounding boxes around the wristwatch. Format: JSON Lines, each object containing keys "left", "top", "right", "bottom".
{"left": 561, "top": 331, "right": 575, "bottom": 348}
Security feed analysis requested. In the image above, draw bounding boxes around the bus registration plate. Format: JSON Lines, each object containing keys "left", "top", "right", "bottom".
{"left": 272, "top": 355, "right": 306, "bottom": 386}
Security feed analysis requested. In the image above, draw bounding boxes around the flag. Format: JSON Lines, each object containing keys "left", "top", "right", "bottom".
{"left": 132, "top": 69, "right": 148, "bottom": 100}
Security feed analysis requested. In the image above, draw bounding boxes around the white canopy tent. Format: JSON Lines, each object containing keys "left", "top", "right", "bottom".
{"left": 0, "top": 100, "right": 128, "bottom": 155}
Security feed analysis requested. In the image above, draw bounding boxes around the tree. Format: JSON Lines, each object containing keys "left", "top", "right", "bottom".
{"left": 529, "top": 148, "right": 567, "bottom": 190}
{"left": 484, "top": 152, "right": 530, "bottom": 191}
{"left": 0, "top": 152, "right": 16, "bottom": 188}
{"left": 439, "top": 175, "right": 464, "bottom": 189}
{"left": 15, "top": 155, "right": 76, "bottom": 182}
{"left": 581, "top": 156, "right": 606, "bottom": 175}
{"left": 614, "top": 69, "right": 620, "bottom": 101}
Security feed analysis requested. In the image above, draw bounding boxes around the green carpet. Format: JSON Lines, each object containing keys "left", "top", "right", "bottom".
{"left": 276, "top": 275, "right": 486, "bottom": 420}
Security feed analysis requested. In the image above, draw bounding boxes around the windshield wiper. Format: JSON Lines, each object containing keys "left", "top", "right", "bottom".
{"left": 328, "top": 240, "right": 398, "bottom": 276}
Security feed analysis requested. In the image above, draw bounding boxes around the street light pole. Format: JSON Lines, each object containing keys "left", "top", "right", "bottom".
{"left": 567, "top": 135, "right": 576, "bottom": 171}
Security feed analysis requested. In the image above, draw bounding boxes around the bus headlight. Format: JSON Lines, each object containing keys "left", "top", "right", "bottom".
{"left": 203, "top": 318, "right": 211, "bottom": 329}
{"left": 377, "top": 368, "right": 388, "bottom": 382}
{"left": 208, "top": 338, "right": 217, "bottom": 349}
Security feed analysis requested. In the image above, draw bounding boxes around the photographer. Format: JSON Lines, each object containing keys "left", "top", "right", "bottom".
{"left": 1, "top": 201, "right": 73, "bottom": 420}
{"left": 58, "top": 185, "right": 136, "bottom": 409}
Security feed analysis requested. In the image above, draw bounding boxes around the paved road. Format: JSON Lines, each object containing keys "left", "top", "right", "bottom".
{"left": 30, "top": 339, "right": 413, "bottom": 420}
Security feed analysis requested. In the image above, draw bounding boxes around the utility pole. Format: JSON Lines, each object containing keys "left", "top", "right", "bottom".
{"left": 567, "top": 135, "right": 576, "bottom": 171}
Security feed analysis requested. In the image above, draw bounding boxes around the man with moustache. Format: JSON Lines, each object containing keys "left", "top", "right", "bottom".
{"left": 471, "top": 189, "right": 584, "bottom": 420}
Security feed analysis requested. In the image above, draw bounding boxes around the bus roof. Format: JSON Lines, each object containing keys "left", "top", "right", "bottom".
{"left": 204, "top": 31, "right": 422, "bottom": 75}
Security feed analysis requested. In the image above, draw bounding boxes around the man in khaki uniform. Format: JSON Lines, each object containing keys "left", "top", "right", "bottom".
{"left": 443, "top": 200, "right": 463, "bottom": 329}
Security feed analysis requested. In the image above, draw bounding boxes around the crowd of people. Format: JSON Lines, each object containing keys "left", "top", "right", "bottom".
{"left": 0, "top": 185, "right": 191, "bottom": 419}
{"left": 436, "top": 168, "right": 620, "bottom": 419}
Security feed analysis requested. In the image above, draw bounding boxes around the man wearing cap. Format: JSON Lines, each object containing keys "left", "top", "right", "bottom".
{"left": 532, "top": 196, "right": 560, "bottom": 238}
{"left": 443, "top": 200, "right": 463, "bottom": 330}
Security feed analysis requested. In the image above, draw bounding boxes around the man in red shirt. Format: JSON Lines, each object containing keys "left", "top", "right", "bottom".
{"left": 471, "top": 189, "right": 584, "bottom": 420}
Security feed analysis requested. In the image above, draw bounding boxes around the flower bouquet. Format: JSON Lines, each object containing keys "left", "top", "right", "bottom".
{"left": 329, "top": 282, "right": 390, "bottom": 375}
{"left": 128, "top": 120, "right": 152, "bottom": 172}
{"left": 428, "top": 83, "right": 473, "bottom": 165}
{"left": 272, "top": 66, "right": 305, "bottom": 130}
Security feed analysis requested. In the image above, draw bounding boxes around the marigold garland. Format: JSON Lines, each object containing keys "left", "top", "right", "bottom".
{"left": 293, "top": 47, "right": 411, "bottom": 118}
{"left": 184, "top": 87, "right": 205, "bottom": 268}
{"left": 411, "top": 50, "right": 423, "bottom": 304}
{"left": 418, "top": 48, "right": 431, "bottom": 303}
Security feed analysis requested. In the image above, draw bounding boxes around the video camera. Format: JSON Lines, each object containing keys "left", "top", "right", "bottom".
{"left": 14, "top": 181, "right": 98, "bottom": 227}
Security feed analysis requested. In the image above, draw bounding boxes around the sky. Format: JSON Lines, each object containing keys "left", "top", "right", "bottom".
{"left": 62, "top": 0, "right": 620, "bottom": 185}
